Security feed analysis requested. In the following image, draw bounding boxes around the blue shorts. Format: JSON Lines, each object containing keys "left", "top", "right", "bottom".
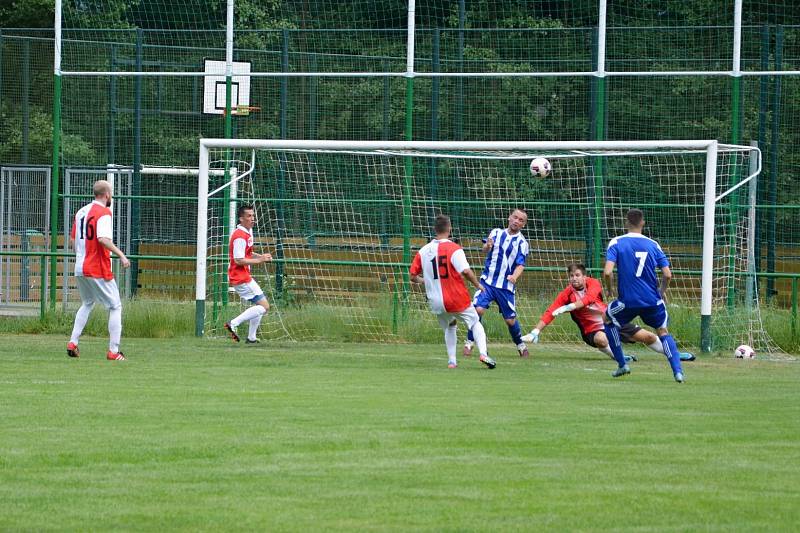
{"left": 606, "top": 300, "right": 668, "bottom": 330}
{"left": 472, "top": 282, "right": 517, "bottom": 320}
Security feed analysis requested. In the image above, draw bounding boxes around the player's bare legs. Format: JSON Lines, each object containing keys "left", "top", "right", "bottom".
{"left": 463, "top": 306, "right": 486, "bottom": 356}
{"left": 630, "top": 329, "right": 695, "bottom": 361}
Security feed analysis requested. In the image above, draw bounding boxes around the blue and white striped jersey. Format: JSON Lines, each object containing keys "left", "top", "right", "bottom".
{"left": 480, "top": 228, "right": 529, "bottom": 293}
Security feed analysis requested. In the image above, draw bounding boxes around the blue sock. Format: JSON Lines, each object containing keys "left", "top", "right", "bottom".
{"left": 660, "top": 334, "right": 684, "bottom": 375}
{"left": 508, "top": 320, "right": 523, "bottom": 345}
{"left": 603, "top": 323, "right": 628, "bottom": 367}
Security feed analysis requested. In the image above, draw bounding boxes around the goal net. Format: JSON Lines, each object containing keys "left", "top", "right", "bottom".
{"left": 196, "top": 140, "right": 777, "bottom": 356}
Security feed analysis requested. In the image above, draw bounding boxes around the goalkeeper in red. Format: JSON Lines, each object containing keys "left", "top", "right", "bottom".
{"left": 410, "top": 214, "right": 496, "bottom": 370}
{"left": 522, "top": 263, "right": 695, "bottom": 363}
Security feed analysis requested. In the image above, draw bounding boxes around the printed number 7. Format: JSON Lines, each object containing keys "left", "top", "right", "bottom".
{"left": 635, "top": 251, "right": 648, "bottom": 277}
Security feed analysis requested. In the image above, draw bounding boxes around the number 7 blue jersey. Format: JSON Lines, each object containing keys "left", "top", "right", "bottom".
{"left": 606, "top": 233, "right": 669, "bottom": 307}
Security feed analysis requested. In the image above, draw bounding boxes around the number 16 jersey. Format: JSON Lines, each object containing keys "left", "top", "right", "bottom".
{"left": 410, "top": 239, "right": 472, "bottom": 314}
{"left": 70, "top": 200, "right": 114, "bottom": 280}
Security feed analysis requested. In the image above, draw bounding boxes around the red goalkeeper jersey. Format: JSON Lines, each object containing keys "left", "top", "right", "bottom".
{"left": 539, "top": 276, "right": 607, "bottom": 335}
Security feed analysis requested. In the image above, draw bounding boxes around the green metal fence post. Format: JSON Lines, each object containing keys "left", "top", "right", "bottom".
{"left": 755, "top": 25, "right": 769, "bottom": 281}
{"left": 129, "top": 28, "right": 143, "bottom": 298}
{"left": 275, "top": 29, "right": 290, "bottom": 296}
{"left": 429, "top": 28, "right": 440, "bottom": 223}
{"left": 590, "top": 26, "right": 607, "bottom": 271}
{"left": 40, "top": 254, "right": 46, "bottom": 320}
{"left": 767, "top": 26, "right": 782, "bottom": 301}
{"left": 726, "top": 74, "right": 743, "bottom": 310}
{"left": 22, "top": 39, "right": 30, "bottom": 164}
{"left": 792, "top": 278, "right": 798, "bottom": 343}
{"left": 457, "top": 0, "right": 465, "bottom": 141}
{"left": 49, "top": 69, "right": 62, "bottom": 311}
{"left": 109, "top": 44, "right": 117, "bottom": 164}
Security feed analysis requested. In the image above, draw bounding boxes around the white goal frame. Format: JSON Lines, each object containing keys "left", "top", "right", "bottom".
{"left": 195, "top": 139, "right": 761, "bottom": 350}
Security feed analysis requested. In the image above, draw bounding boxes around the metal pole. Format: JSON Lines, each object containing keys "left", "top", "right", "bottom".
{"left": 700, "top": 141, "right": 719, "bottom": 353}
{"left": 767, "top": 27, "right": 782, "bottom": 301}
{"left": 755, "top": 25, "right": 769, "bottom": 279}
{"left": 22, "top": 39, "right": 30, "bottom": 164}
{"left": 49, "top": 0, "right": 63, "bottom": 311}
{"left": 130, "top": 28, "right": 143, "bottom": 297}
{"left": 746, "top": 141, "right": 758, "bottom": 308}
{"left": 195, "top": 144, "right": 209, "bottom": 336}
{"left": 402, "top": 0, "right": 416, "bottom": 307}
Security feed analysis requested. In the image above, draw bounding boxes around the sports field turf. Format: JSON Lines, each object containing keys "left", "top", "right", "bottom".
{"left": 1, "top": 335, "right": 798, "bottom": 531}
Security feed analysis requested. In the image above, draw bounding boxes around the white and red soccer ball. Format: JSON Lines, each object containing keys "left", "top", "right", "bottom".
{"left": 529, "top": 157, "right": 552, "bottom": 178}
{"left": 734, "top": 344, "right": 756, "bottom": 359}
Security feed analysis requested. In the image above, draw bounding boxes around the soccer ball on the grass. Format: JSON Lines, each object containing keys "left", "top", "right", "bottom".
{"left": 734, "top": 344, "right": 756, "bottom": 359}
{"left": 529, "top": 157, "right": 552, "bottom": 178}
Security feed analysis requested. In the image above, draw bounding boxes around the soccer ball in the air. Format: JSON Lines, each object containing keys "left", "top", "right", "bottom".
{"left": 529, "top": 157, "right": 552, "bottom": 178}
{"left": 734, "top": 344, "right": 756, "bottom": 359}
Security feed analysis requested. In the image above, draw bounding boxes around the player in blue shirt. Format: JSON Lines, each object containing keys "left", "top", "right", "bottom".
{"left": 463, "top": 208, "right": 531, "bottom": 358}
{"left": 602, "top": 209, "right": 685, "bottom": 383}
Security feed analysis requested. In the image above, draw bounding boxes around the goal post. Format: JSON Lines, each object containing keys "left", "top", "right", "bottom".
{"left": 195, "top": 139, "right": 770, "bottom": 354}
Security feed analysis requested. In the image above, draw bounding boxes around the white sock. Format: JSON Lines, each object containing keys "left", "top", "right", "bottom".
{"left": 648, "top": 339, "right": 665, "bottom": 354}
{"left": 444, "top": 324, "right": 457, "bottom": 361}
{"left": 232, "top": 305, "right": 264, "bottom": 328}
{"left": 70, "top": 302, "right": 94, "bottom": 345}
{"left": 471, "top": 321, "right": 488, "bottom": 357}
{"left": 248, "top": 309, "right": 266, "bottom": 341}
{"left": 600, "top": 345, "right": 615, "bottom": 360}
{"left": 108, "top": 306, "right": 122, "bottom": 353}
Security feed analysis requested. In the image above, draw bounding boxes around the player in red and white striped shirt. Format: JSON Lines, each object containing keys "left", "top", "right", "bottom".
{"left": 66, "top": 180, "right": 130, "bottom": 360}
{"left": 522, "top": 263, "right": 694, "bottom": 362}
{"left": 410, "top": 215, "right": 495, "bottom": 369}
{"left": 223, "top": 205, "right": 272, "bottom": 343}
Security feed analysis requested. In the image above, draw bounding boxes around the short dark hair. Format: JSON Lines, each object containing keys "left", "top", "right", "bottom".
{"left": 626, "top": 208, "right": 644, "bottom": 227}
{"left": 237, "top": 204, "right": 254, "bottom": 219}
{"left": 434, "top": 214, "right": 451, "bottom": 235}
{"left": 567, "top": 263, "right": 587, "bottom": 275}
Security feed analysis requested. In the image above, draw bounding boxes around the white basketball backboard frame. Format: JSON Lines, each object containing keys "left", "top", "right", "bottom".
{"left": 203, "top": 59, "right": 251, "bottom": 115}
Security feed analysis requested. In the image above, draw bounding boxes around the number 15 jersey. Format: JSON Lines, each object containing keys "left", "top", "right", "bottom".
{"left": 70, "top": 200, "right": 114, "bottom": 280}
{"left": 606, "top": 233, "right": 669, "bottom": 307}
{"left": 410, "top": 239, "right": 472, "bottom": 314}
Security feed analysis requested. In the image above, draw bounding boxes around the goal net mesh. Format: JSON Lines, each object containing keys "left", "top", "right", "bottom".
{"left": 203, "top": 145, "right": 779, "bottom": 356}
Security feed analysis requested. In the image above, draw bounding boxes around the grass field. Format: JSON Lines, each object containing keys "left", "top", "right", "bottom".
{"left": 1, "top": 334, "right": 799, "bottom": 531}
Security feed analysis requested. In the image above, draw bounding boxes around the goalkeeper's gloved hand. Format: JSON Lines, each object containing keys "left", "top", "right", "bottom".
{"left": 552, "top": 303, "right": 577, "bottom": 317}
{"left": 521, "top": 328, "right": 540, "bottom": 344}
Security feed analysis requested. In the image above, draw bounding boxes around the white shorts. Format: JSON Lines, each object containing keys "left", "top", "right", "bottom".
{"left": 232, "top": 279, "right": 266, "bottom": 303}
{"left": 76, "top": 276, "right": 122, "bottom": 310}
{"left": 436, "top": 306, "right": 481, "bottom": 330}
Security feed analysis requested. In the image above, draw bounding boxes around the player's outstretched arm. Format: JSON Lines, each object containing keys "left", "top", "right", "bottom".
{"left": 660, "top": 266, "right": 673, "bottom": 298}
{"left": 602, "top": 260, "right": 616, "bottom": 299}
{"left": 98, "top": 237, "right": 130, "bottom": 269}
{"left": 461, "top": 268, "right": 482, "bottom": 292}
{"left": 506, "top": 264, "right": 525, "bottom": 284}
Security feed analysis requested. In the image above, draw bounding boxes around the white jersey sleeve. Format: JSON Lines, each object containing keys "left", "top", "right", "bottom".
{"left": 96, "top": 214, "right": 113, "bottom": 240}
{"left": 450, "top": 248, "right": 470, "bottom": 273}
{"left": 232, "top": 238, "right": 247, "bottom": 260}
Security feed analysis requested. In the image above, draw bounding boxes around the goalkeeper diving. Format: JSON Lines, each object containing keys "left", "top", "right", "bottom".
{"left": 522, "top": 263, "right": 695, "bottom": 362}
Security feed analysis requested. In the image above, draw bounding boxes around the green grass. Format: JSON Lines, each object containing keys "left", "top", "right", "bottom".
{"left": 1, "top": 335, "right": 799, "bottom": 531}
